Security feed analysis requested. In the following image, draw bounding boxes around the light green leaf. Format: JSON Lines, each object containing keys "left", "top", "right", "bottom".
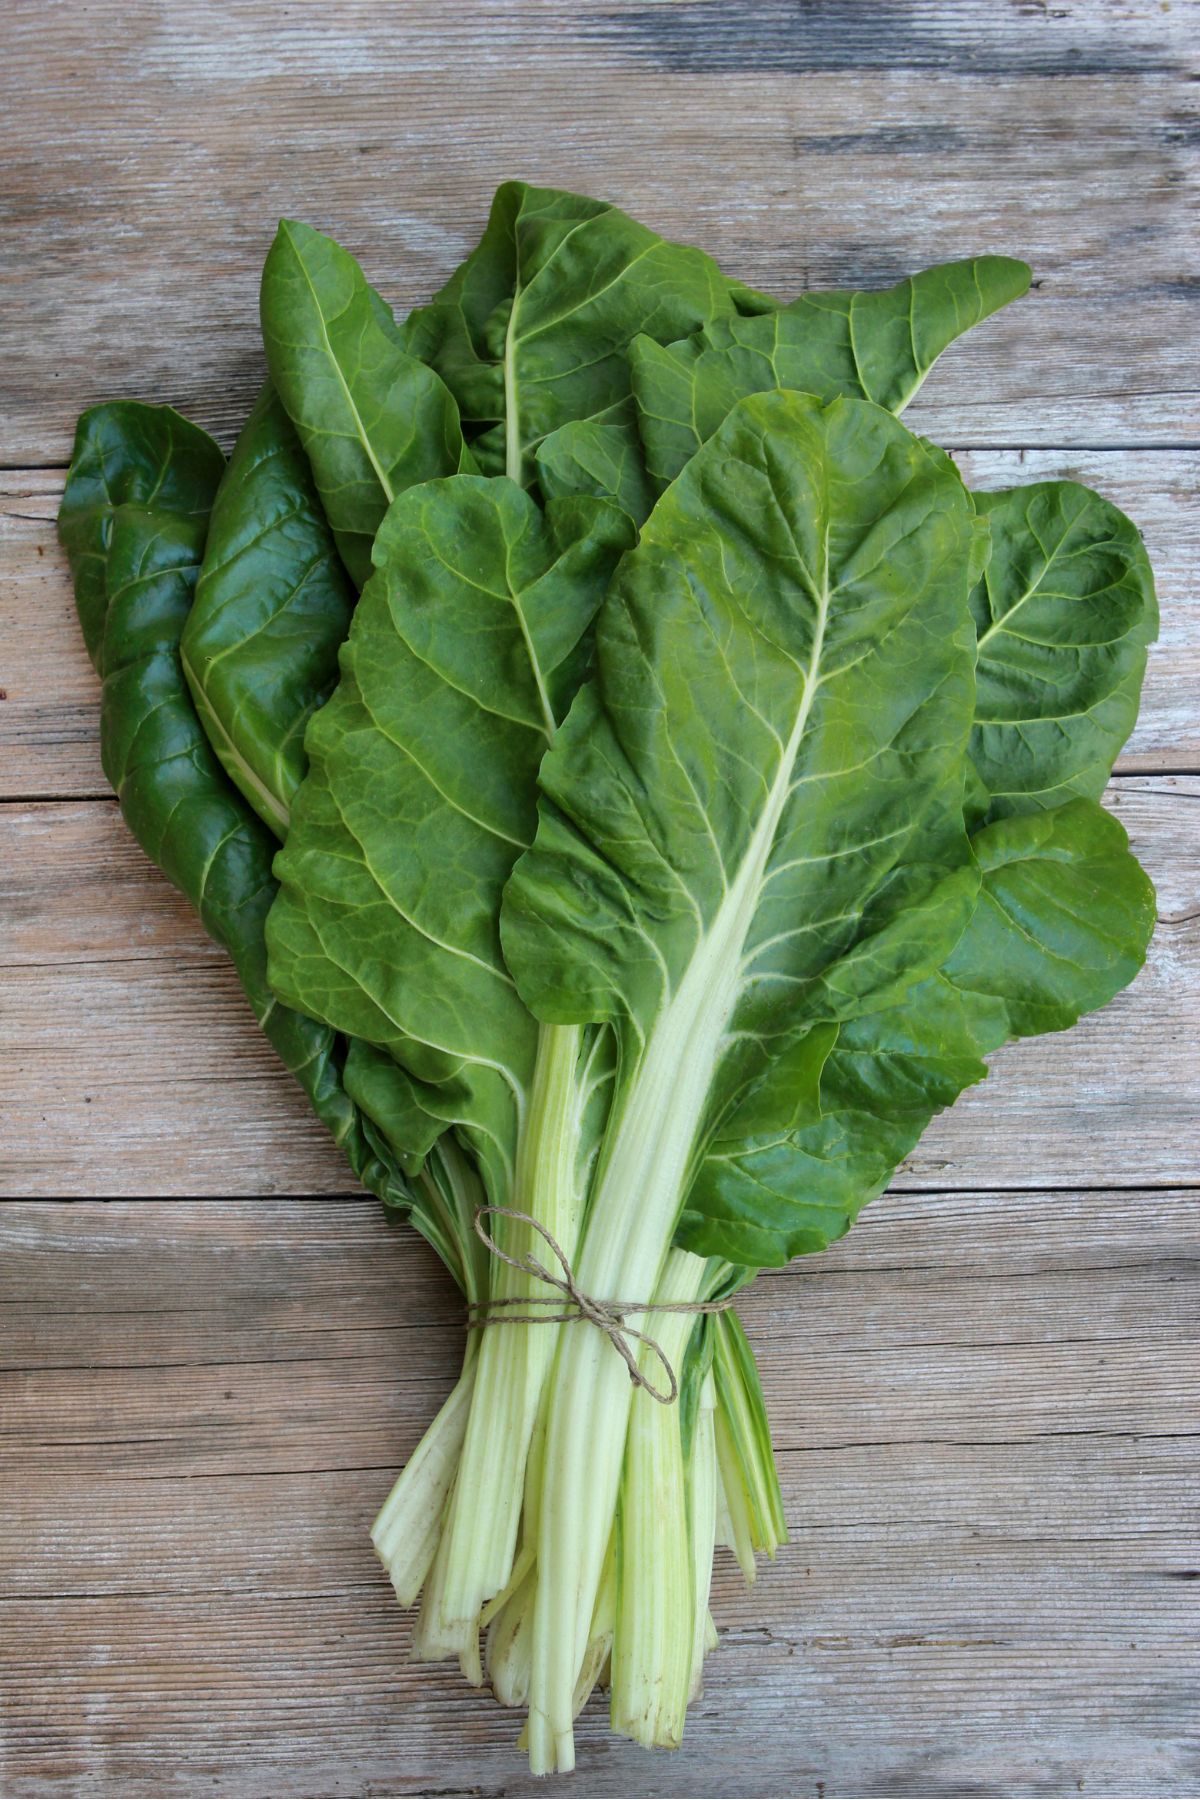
{"left": 709, "top": 1309, "right": 787, "bottom": 1555}
{"left": 502, "top": 390, "right": 979, "bottom": 1264}
{"left": 261, "top": 219, "right": 471, "bottom": 586}
{"left": 631, "top": 256, "right": 1031, "bottom": 489}
{"left": 680, "top": 795, "right": 1154, "bottom": 1266}
{"left": 266, "top": 475, "right": 634, "bottom": 1191}
{"left": 970, "top": 482, "right": 1158, "bottom": 816}
{"left": 409, "top": 181, "right": 738, "bottom": 486}
{"left": 725, "top": 276, "right": 782, "bottom": 317}
{"left": 680, "top": 973, "right": 993, "bottom": 1266}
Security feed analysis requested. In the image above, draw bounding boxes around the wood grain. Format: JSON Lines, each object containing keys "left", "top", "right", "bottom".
{"left": 1, "top": 1, "right": 1196, "bottom": 462}
{"left": 5, "top": 451, "right": 1198, "bottom": 802}
{"left": 1, "top": 776, "right": 1196, "bottom": 1197}
{"left": 2, "top": 0, "right": 1197, "bottom": 1791}
{"left": 1, "top": 1198, "right": 1196, "bottom": 1799}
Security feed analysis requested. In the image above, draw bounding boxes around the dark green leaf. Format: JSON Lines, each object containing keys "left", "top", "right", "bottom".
{"left": 57, "top": 402, "right": 410, "bottom": 1213}
{"left": 57, "top": 402, "right": 224, "bottom": 666}
{"left": 181, "top": 383, "right": 357, "bottom": 838}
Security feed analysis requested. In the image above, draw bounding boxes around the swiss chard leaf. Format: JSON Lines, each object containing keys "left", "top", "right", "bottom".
{"left": 261, "top": 219, "right": 472, "bottom": 586}
{"left": 969, "top": 482, "right": 1158, "bottom": 817}
{"left": 681, "top": 796, "right": 1154, "bottom": 1265}
{"left": 941, "top": 797, "right": 1155, "bottom": 1035}
{"left": 180, "top": 382, "right": 357, "bottom": 838}
{"left": 266, "top": 475, "right": 634, "bottom": 1195}
{"left": 674, "top": 470, "right": 1157, "bottom": 1266}
{"left": 631, "top": 256, "right": 1031, "bottom": 490}
{"left": 57, "top": 402, "right": 404, "bottom": 1205}
{"left": 408, "top": 181, "right": 739, "bottom": 487}
{"left": 535, "top": 400, "right": 657, "bottom": 526}
{"left": 502, "top": 390, "right": 980, "bottom": 1265}
{"left": 58, "top": 401, "right": 225, "bottom": 668}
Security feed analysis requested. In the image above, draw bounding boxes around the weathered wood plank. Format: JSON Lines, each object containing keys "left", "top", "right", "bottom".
{"left": 0, "top": 1265, "right": 1193, "bottom": 1477}
{"left": 4, "top": 2, "right": 1195, "bottom": 1794}
{"left": 0, "top": 1, "right": 1196, "bottom": 462}
{"left": 1, "top": 777, "right": 1195, "bottom": 1197}
{"left": 0, "top": 470, "right": 99, "bottom": 802}
{"left": 3, "top": 450, "right": 1196, "bottom": 805}
{"left": 2, "top": 1187, "right": 1190, "bottom": 1375}
{"left": 1, "top": 1196, "right": 1196, "bottom": 1798}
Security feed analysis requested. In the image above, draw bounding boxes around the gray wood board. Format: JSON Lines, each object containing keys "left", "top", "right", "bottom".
{"left": 4, "top": 451, "right": 1198, "bottom": 804}
{"left": 1, "top": 1, "right": 1196, "bottom": 463}
{"left": 3, "top": 0, "right": 1198, "bottom": 1793}
{"left": 1, "top": 774, "right": 1195, "bottom": 1197}
{"left": 1, "top": 1196, "right": 1197, "bottom": 1799}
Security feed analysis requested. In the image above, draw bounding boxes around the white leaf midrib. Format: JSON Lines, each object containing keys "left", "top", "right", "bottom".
{"left": 575, "top": 513, "right": 833, "bottom": 1301}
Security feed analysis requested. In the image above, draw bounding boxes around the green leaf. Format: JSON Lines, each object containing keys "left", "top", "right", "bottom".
{"left": 266, "top": 475, "right": 634, "bottom": 1192}
{"left": 409, "top": 181, "right": 738, "bottom": 487}
{"left": 535, "top": 399, "right": 656, "bottom": 525}
{"left": 57, "top": 402, "right": 225, "bottom": 667}
{"left": 680, "top": 975, "right": 991, "bottom": 1266}
{"left": 969, "top": 482, "right": 1158, "bottom": 816}
{"left": 57, "top": 402, "right": 408, "bottom": 1204}
{"left": 725, "top": 276, "right": 782, "bottom": 317}
{"left": 631, "top": 256, "right": 1031, "bottom": 489}
{"left": 679, "top": 476, "right": 1158, "bottom": 1266}
{"left": 943, "top": 798, "right": 1156, "bottom": 1035}
{"left": 680, "top": 796, "right": 1154, "bottom": 1266}
{"left": 261, "top": 219, "right": 471, "bottom": 586}
{"left": 502, "top": 390, "right": 979, "bottom": 1263}
{"left": 180, "top": 383, "right": 357, "bottom": 838}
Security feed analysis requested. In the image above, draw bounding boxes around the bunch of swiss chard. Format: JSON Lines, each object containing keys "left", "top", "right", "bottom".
{"left": 58, "top": 182, "right": 1157, "bottom": 1772}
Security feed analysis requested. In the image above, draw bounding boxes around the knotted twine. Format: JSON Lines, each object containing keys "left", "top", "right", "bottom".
{"left": 466, "top": 1204, "right": 733, "bottom": 1405}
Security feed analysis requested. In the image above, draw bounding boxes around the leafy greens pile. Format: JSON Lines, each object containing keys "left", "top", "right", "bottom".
{"left": 58, "top": 182, "right": 1157, "bottom": 1773}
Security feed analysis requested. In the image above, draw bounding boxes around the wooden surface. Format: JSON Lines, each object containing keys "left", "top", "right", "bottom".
{"left": 1, "top": 1, "right": 1197, "bottom": 1795}
{"left": 2, "top": 1197, "right": 1198, "bottom": 1800}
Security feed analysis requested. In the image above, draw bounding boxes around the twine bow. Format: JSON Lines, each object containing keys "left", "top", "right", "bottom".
{"left": 466, "top": 1205, "right": 733, "bottom": 1405}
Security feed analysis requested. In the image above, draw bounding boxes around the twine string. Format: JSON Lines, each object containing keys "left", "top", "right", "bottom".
{"left": 466, "top": 1204, "right": 732, "bottom": 1405}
